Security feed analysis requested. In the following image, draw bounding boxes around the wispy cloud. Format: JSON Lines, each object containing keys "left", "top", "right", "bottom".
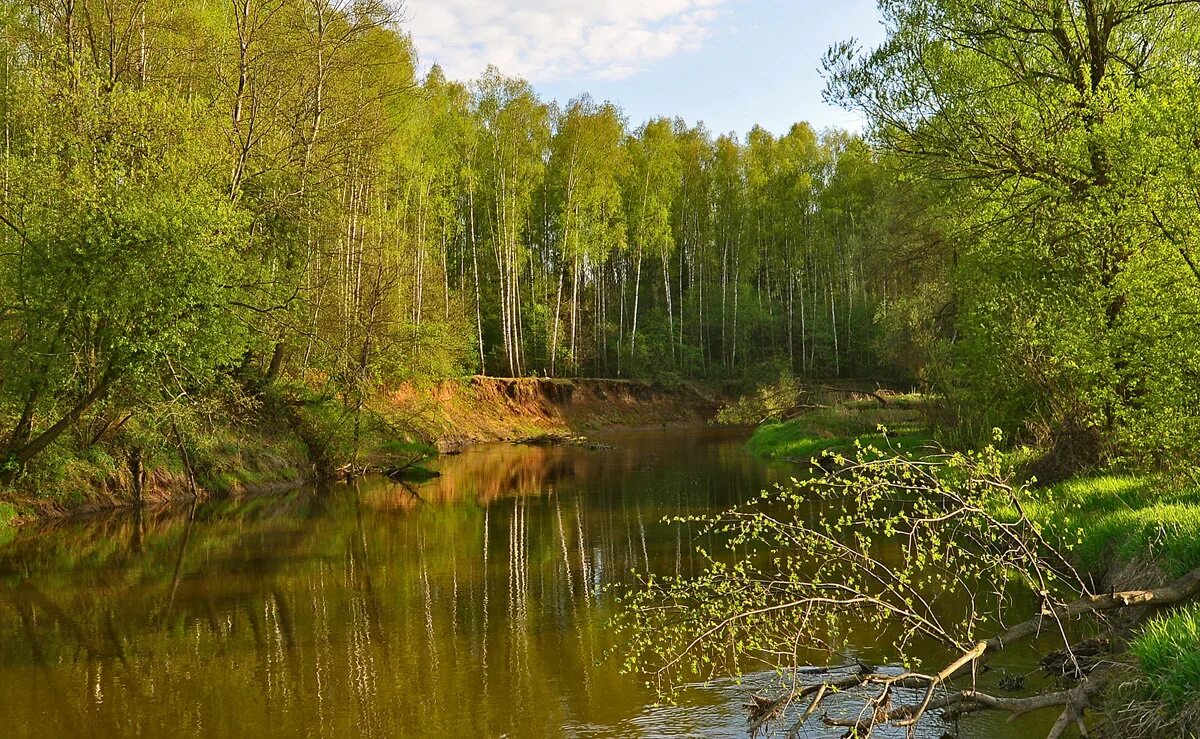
{"left": 404, "top": 0, "right": 732, "bottom": 82}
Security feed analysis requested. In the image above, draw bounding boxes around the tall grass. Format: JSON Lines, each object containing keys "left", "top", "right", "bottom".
{"left": 745, "top": 403, "right": 931, "bottom": 461}
{"left": 1021, "top": 474, "right": 1200, "bottom": 577}
{"left": 1131, "top": 605, "right": 1200, "bottom": 707}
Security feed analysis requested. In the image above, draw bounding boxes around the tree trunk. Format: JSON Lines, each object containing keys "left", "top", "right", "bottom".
{"left": 8, "top": 367, "right": 118, "bottom": 469}
{"left": 630, "top": 244, "right": 644, "bottom": 356}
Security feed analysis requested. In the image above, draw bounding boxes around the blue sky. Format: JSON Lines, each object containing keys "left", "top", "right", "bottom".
{"left": 404, "top": 0, "right": 887, "bottom": 137}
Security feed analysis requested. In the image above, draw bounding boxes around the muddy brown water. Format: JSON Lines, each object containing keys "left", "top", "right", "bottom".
{"left": 0, "top": 428, "right": 1053, "bottom": 737}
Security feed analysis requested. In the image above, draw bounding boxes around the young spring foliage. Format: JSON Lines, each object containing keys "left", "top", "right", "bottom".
{"left": 0, "top": 0, "right": 895, "bottom": 476}
{"left": 611, "top": 438, "right": 1083, "bottom": 696}
{"left": 827, "top": 0, "right": 1200, "bottom": 465}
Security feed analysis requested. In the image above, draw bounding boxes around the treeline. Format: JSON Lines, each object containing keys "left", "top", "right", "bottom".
{"left": 5, "top": 0, "right": 1195, "bottom": 483}
{"left": 418, "top": 86, "right": 881, "bottom": 381}
{"left": 0, "top": 0, "right": 890, "bottom": 478}
{"left": 827, "top": 0, "right": 1200, "bottom": 467}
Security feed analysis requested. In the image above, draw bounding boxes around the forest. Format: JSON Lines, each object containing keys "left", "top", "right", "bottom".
{"left": 1, "top": 0, "right": 1193, "bottom": 483}
{"left": 1, "top": 0, "right": 1200, "bottom": 736}
{"left": 7, "top": 0, "right": 1192, "bottom": 480}
{"left": 0, "top": 0, "right": 894, "bottom": 487}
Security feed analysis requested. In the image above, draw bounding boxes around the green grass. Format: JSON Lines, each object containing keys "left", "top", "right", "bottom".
{"left": 1020, "top": 473, "right": 1200, "bottom": 578}
{"left": 994, "top": 466, "right": 1200, "bottom": 721}
{"left": 0, "top": 501, "right": 15, "bottom": 546}
{"left": 749, "top": 407, "right": 1200, "bottom": 580}
{"left": 1131, "top": 604, "right": 1200, "bottom": 707}
{"left": 746, "top": 402, "right": 933, "bottom": 461}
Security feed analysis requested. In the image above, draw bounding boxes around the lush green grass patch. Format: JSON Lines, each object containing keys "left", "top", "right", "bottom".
{"left": 746, "top": 402, "right": 932, "bottom": 461}
{"left": 1131, "top": 604, "right": 1200, "bottom": 707}
{"left": 1020, "top": 473, "right": 1200, "bottom": 578}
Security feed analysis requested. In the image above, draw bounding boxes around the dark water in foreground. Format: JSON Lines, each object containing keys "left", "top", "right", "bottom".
{"left": 0, "top": 428, "right": 1051, "bottom": 737}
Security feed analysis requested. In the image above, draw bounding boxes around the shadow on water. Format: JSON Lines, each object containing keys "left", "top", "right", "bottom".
{"left": 0, "top": 428, "right": 1048, "bottom": 737}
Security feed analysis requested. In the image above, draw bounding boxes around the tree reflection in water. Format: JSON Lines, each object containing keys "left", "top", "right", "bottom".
{"left": 0, "top": 429, "right": 1038, "bottom": 738}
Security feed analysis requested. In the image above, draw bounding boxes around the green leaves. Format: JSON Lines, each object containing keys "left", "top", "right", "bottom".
{"left": 611, "top": 442, "right": 1080, "bottom": 699}
{"left": 827, "top": 0, "right": 1200, "bottom": 467}
{"left": 0, "top": 70, "right": 253, "bottom": 464}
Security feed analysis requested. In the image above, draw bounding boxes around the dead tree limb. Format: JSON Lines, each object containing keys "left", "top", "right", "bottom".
{"left": 778, "top": 563, "right": 1200, "bottom": 737}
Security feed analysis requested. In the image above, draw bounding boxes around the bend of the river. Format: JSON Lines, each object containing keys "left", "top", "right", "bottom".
{"left": 0, "top": 428, "right": 1050, "bottom": 737}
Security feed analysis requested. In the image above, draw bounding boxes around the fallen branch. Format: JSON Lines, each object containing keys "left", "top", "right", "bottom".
{"left": 820, "top": 676, "right": 1106, "bottom": 739}
{"left": 620, "top": 447, "right": 1200, "bottom": 739}
{"left": 773, "top": 563, "right": 1200, "bottom": 737}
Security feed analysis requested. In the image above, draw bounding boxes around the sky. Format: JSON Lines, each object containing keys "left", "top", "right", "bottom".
{"left": 402, "top": 0, "right": 887, "bottom": 138}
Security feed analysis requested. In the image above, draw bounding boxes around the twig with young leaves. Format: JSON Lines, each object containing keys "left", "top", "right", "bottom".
{"left": 611, "top": 435, "right": 1200, "bottom": 737}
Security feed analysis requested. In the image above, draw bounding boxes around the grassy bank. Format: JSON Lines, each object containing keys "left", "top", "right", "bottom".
{"left": 746, "top": 398, "right": 1200, "bottom": 584}
{"left": 0, "top": 376, "right": 720, "bottom": 525}
{"left": 1129, "top": 605, "right": 1200, "bottom": 717}
{"left": 747, "top": 397, "right": 1200, "bottom": 733}
{"left": 1020, "top": 472, "right": 1200, "bottom": 580}
{"left": 1012, "top": 469, "right": 1200, "bottom": 731}
{"left": 0, "top": 383, "right": 437, "bottom": 525}
{"left": 744, "top": 394, "right": 933, "bottom": 461}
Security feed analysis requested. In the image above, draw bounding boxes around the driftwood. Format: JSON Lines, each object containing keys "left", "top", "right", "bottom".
{"left": 754, "top": 565, "right": 1200, "bottom": 738}
{"left": 1040, "top": 638, "right": 1112, "bottom": 679}
{"left": 818, "top": 678, "right": 1106, "bottom": 738}
{"left": 384, "top": 464, "right": 439, "bottom": 482}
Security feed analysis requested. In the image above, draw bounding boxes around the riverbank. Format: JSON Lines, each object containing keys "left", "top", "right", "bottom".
{"left": 0, "top": 377, "right": 723, "bottom": 529}
{"left": 745, "top": 399, "right": 1200, "bottom": 734}
{"left": 743, "top": 392, "right": 932, "bottom": 461}
{"left": 393, "top": 376, "right": 722, "bottom": 451}
{"left": 748, "top": 404, "right": 1200, "bottom": 584}
{"left": 1016, "top": 471, "right": 1200, "bottom": 731}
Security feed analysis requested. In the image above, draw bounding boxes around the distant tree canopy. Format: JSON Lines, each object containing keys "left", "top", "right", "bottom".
{"left": 0, "top": 0, "right": 1197, "bottom": 473}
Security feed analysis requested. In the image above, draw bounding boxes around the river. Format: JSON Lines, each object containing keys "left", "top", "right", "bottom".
{"left": 0, "top": 428, "right": 1050, "bottom": 737}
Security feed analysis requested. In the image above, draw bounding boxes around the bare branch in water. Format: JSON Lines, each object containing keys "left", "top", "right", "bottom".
{"left": 612, "top": 441, "right": 1200, "bottom": 738}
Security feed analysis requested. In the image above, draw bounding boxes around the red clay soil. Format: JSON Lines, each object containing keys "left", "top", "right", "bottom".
{"left": 385, "top": 376, "right": 723, "bottom": 451}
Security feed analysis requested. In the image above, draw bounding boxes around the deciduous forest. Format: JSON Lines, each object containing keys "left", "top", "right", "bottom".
{"left": 7, "top": 0, "right": 1195, "bottom": 477}
{"left": 0, "top": 0, "right": 895, "bottom": 482}
{"left": 1, "top": 0, "right": 1200, "bottom": 737}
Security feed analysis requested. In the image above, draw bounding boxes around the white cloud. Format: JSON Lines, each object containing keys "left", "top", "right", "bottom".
{"left": 403, "top": 0, "right": 732, "bottom": 83}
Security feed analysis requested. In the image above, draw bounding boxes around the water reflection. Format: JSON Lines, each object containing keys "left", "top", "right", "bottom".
{"left": 0, "top": 428, "right": 1044, "bottom": 738}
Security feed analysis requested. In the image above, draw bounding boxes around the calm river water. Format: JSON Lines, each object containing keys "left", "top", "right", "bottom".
{"left": 0, "top": 428, "right": 1051, "bottom": 737}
